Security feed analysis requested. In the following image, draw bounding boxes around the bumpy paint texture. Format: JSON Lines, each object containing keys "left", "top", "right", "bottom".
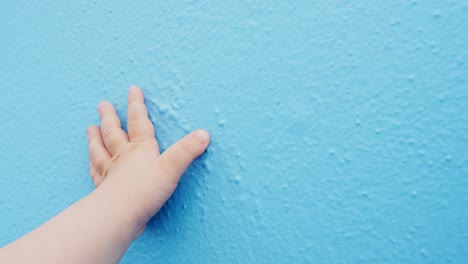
{"left": 1, "top": 1, "right": 467, "bottom": 263}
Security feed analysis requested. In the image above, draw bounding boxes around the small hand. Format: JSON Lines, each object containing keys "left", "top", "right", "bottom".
{"left": 86, "top": 86, "right": 210, "bottom": 237}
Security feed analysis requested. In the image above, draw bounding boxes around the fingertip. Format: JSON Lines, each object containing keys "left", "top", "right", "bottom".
{"left": 128, "top": 85, "right": 144, "bottom": 103}
{"left": 98, "top": 101, "right": 107, "bottom": 110}
{"left": 129, "top": 85, "right": 141, "bottom": 92}
{"left": 194, "top": 129, "right": 211, "bottom": 146}
{"left": 157, "top": 129, "right": 211, "bottom": 180}
{"left": 98, "top": 101, "right": 112, "bottom": 115}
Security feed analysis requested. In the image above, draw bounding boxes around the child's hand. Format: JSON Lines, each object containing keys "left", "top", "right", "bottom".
{"left": 0, "top": 86, "right": 209, "bottom": 263}
{"left": 86, "top": 86, "right": 210, "bottom": 236}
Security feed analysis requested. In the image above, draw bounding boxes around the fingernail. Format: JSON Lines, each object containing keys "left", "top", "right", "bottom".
{"left": 195, "top": 129, "right": 210, "bottom": 144}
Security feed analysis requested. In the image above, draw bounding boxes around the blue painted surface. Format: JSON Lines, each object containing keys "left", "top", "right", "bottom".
{"left": 1, "top": 1, "right": 467, "bottom": 263}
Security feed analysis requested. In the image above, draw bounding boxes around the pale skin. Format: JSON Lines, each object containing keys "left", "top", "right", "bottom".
{"left": 0, "top": 86, "right": 210, "bottom": 263}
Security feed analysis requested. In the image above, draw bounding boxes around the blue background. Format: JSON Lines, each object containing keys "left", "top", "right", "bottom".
{"left": 1, "top": 1, "right": 467, "bottom": 263}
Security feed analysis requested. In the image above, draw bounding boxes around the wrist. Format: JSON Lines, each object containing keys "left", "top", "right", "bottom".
{"left": 89, "top": 184, "right": 147, "bottom": 238}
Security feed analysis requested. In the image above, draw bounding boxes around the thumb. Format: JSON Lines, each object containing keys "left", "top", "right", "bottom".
{"left": 156, "top": 129, "right": 210, "bottom": 182}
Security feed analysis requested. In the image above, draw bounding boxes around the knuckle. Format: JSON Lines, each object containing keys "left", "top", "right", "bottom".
{"left": 126, "top": 119, "right": 142, "bottom": 127}
{"left": 87, "top": 132, "right": 97, "bottom": 144}
{"left": 158, "top": 159, "right": 176, "bottom": 178}
{"left": 128, "top": 104, "right": 148, "bottom": 118}
{"left": 103, "top": 114, "right": 121, "bottom": 127}
{"left": 128, "top": 120, "right": 154, "bottom": 140}
{"left": 176, "top": 141, "right": 194, "bottom": 160}
{"left": 102, "top": 128, "right": 116, "bottom": 142}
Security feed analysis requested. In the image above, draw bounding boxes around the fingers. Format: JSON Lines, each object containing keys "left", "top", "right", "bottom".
{"left": 98, "top": 101, "right": 129, "bottom": 156}
{"left": 87, "top": 125, "right": 111, "bottom": 186}
{"left": 156, "top": 130, "right": 210, "bottom": 183}
{"left": 127, "top": 86, "right": 157, "bottom": 144}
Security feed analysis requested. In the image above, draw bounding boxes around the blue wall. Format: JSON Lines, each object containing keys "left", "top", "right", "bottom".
{"left": 1, "top": 1, "right": 467, "bottom": 263}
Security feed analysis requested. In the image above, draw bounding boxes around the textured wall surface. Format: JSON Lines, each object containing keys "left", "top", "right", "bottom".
{"left": 1, "top": 1, "right": 467, "bottom": 263}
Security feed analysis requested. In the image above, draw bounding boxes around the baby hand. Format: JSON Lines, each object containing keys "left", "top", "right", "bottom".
{"left": 86, "top": 86, "right": 210, "bottom": 236}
